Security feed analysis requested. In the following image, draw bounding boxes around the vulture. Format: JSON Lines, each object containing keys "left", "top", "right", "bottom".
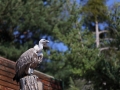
{"left": 13, "top": 39, "right": 49, "bottom": 82}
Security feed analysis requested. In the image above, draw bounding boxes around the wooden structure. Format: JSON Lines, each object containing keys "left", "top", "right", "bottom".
{"left": 20, "top": 75, "right": 39, "bottom": 90}
{"left": 0, "top": 57, "right": 63, "bottom": 90}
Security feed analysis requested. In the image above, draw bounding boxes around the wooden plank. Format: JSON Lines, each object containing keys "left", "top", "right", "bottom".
{"left": 0, "top": 65, "right": 15, "bottom": 74}
{"left": 37, "top": 75, "right": 52, "bottom": 82}
{"left": 0, "top": 69, "right": 14, "bottom": 78}
{"left": 0, "top": 74, "right": 18, "bottom": 85}
{"left": 38, "top": 79, "right": 54, "bottom": 90}
{"left": 38, "top": 79, "right": 61, "bottom": 90}
{"left": 38, "top": 79, "right": 62, "bottom": 90}
{"left": 0, "top": 59, "right": 15, "bottom": 69}
{"left": 39, "top": 79, "right": 51, "bottom": 86}
{"left": 50, "top": 83, "right": 62, "bottom": 90}
{"left": 50, "top": 80, "right": 62, "bottom": 89}
{"left": 43, "top": 85, "right": 53, "bottom": 90}
{"left": 0, "top": 80, "right": 19, "bottom": 90}
{"left": 0, "top": 85, "right": 15, "bottom": 90}
{"left": 0, "top": 57, "right": 15, "bottom": 65}
{"left": 49, "top": 83, "right": 62, "bottom": 90}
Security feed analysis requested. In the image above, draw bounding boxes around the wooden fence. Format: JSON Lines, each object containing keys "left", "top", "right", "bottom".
{"left": 0, "top": 57, "right": 63, "bottom": 90}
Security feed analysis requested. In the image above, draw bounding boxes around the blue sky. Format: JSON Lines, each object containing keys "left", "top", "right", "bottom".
{"left": 107, "top": 0, "right": 120, "bottom": 6}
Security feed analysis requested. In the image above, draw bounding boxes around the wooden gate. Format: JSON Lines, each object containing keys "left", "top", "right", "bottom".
{"left": 0, "top": 57, "right": 63, "bottom": 90}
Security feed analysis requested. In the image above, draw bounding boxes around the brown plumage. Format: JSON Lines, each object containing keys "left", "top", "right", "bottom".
{"left": 13, "top": 48, "right": 42, "bottom": 82}
{"left": 13, "top": 39, "right": 49, "bottom": 82}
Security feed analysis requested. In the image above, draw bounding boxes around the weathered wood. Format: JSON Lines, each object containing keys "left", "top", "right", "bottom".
{"left": 0, "top": 85, "right": 15, "bottom": 90}
{"left": 0, "top": 74, "right": 18, "bottom": 85}
{"left": 0, "top": 80, "right": 19, "bottom": 90}
{"left": 20, "top": 75, "right": 39, "bottom": 90}
{"left": 37, "top": 81, "right": 43, "bottom": 90}
{"left": 0, "top": 64, "right": 15, "bottom": 74}
{"left": 0, "top": 69, "right": 14, "bottom": 78}
{"left": 0, "top": 57, "right": 15, "bottom": 69}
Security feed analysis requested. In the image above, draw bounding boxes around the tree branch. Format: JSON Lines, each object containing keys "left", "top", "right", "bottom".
{"left": 99, "top": 30, "right": 109, "bottom": 34}
{"left": 99, "top": 47, "right": 117, "bottom": 51}
{"left": 99, "top": 47, "right": 110, "bottom": 51}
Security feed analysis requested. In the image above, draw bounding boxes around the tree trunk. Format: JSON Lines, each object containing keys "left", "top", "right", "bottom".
{"left": 95, "top": 20, "right": 99, "bottom": 48}
{"left": 20, "top": 75, "right": 39, "bottom": 90}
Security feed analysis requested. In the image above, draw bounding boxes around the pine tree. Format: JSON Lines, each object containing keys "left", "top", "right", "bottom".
{"left": 67, "top": 77, "right": 93, "bottom": 90}
{"left": 81, "top": 0, "right": 108, "bottom": 49}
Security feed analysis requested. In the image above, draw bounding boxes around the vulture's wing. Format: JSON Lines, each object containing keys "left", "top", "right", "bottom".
{"left": 13, "top": 48, "right": 38, "bottom": 82}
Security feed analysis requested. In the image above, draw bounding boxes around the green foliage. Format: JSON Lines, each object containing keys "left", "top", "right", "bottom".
{"left": 0, "top": 43, "right": 28, "bottom": 61}
{"left": 46, "top": 1, "right": 120, "bottom": 90}
{"left": 108, "top": 2, "right": 120, "bottom": 49}
{"left": 81, "top": 0, "right": 108, "bottom": 22}
{"left": 67, "top": 77, "right": 94, "bottom": 90}
{"left": 36, "top": 1, "right": 102, "bottom": 89}
{"left": 83, "top": 3, "right": 120, "bottom": 90}
{"left": 44, "top": 5, "right": 100, "bottom": 87}
{"left": 67, "top": 77, "right": 80, "bottom": 90}
{"left": 0, "top": 40, "right": 34, "bottom": 61}
{"left": 0, "top": 0, "right": 64, "bottom": 42}
{"left": 86, "top": 51, "right": 120, "bottom": 90}
{"left": 52, "top": 21, "right": 99, "bottom": 76}
{"left": 0, "top": 0, "right": 64, "bottom": 60}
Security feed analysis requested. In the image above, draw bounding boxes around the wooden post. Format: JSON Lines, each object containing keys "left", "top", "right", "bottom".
{"left": 20, "top": 75, "right": 39, "bottom": 90}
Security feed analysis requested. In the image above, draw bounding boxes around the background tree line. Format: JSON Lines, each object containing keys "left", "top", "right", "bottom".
{"left": 0, "top": 0, "right": 120, "bottom": 89}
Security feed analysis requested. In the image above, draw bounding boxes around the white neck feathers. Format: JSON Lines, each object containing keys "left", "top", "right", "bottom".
{"left": 39, "top": 42, "right": 43, "bottom": 50}
{"left": 34, "top": 45, "right": 40, "bottom": 52}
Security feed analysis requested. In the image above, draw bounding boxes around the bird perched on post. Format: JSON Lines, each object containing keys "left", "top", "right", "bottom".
{"left": 13, "top": 39, "right": 49, "bottom": 82}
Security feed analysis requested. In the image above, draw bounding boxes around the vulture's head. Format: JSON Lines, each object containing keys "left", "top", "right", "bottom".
{"left": 39, "top": 39, "right": 49, "bottom": 47}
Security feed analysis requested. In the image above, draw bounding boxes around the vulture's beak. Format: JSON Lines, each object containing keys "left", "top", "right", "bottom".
{"left": 43, "top": 40, "right": 49, "bottom": 47}
{"left": 46, "top": 40, "right": 49, "bottom": 43}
